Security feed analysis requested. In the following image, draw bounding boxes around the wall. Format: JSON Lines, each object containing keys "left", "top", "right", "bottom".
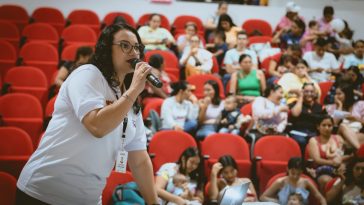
{"left": 1, "top": 0, "right": 363, "bottom": 39}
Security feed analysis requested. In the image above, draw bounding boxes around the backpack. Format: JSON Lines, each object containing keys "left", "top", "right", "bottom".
{"left": 112, "top": 182, "right": 145, "bottom": 205}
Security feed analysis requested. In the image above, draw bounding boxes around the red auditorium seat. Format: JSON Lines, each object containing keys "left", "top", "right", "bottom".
{"left": 0, "top": 127, "right": 33, "bottom": 178}
{"left": 186, "top": 74, "right": 225, "bottom": 99}
{"left": 45, "top": 95, "right": 57, "bottom": 119}
{"left": 148, "top": 130, "right": 197, "bottom": 172}
{"left": 0, "top": 40, "right": 17, "bottom": 81}
{"left": 67, "top": 9, "right": 100, "bottom": 35}
{"left": 201, "top": 133, "right": 252, "bottom": 179}
{"left": 264, "top": 172, "right": 320, "bottom": 205}
{"left": 0, "top": 21, "right": 20, "bottom": 51}
{"left": 318, "top": 81, "right": 333, "bottom": 104}
{"left": 0, "top": 93, "right": 43, "bottom": 148}
{"left": 242, "top": 19, "right": 273, "bottom": 36}
{"left": 4, "top": 66, "right": 48, "bottom": 107}
{"left": 260, "top": 56, "right": 272, "bottom": 79}
{"left": 22, "top": 23, "right": 59, "bottom": 48}
{"left": 103, "top": 12, "right": 135, "bottom": 28}
{"left": 164, "top": 67, "right": 179, "bottom": 81}
{"left": 31, "top": 7, "right": 65, "bottom": 36}
{"left": 0, "top": 172, "right": 17, "bottom": 205}
{"left": 248, "top": 36, "right": 272, "bottom": 47}
{"left": 0, "top": 4, "right": 29, "bottom": 31}
{"left": 211, "top": 56, "right": 219, "bottom": 74}
{"left": 61, "top": 25, "right": 97, "bottom": 48}
{"left": 145, "top": 50, "right": 179, "bottom": 69}
{"left": 142, "top": 98, "right": 164, "bottom": 120}
{"left": 172, "top": 15, "right": 204, "bottom": 36}
{"left": 61, "top": 44, "right": 95, "bottom": 62}
{"left": 137, "top": 13, "right": 170, "bottom": 30}
{"left": 254, "top": 136, "right": 301, "bottom": 192}
{"left": 102, "top": 171, "right": 134, "bottom": 205}
{"left": 240, "top": 102, "right": 253, "bottom": 116}
{"left": 19, "top": 42, "right": 59, "bottom": 85}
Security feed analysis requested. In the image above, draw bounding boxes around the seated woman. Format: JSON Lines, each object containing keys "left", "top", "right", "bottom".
{"left": 215, "top": 14, "right": 242, "bottom": 49}
{"left": 155, "top": 147, "right": 204, "bottom": 205}
{"left": 54, "top": 46, "right": 93, "bottom": 87}
{"left": 177, "top": 22, "right": 203, "bottom": 54}
{"left": 326, "top": 84, "right": 364, "bottom": 150}
{"left": 180, "top": 35, "right": 213, "bottom": 78}
{"left": 307, "top": 115, "right": 351, "bottom": 192}
{"left": 138, "top": 13, "right": 175, "bottom": 51}
{"left": 229, "top": 54, "right": 266, "bottom": 106}
{"left": 160, "top": 81, "right": 199, "bottom": 134}
{"left": 326, "top": 155, "right": 364, "bottom": 205}
{"left": 267, "top": 54, "right": 295, "bottom": 86}
{"left": 196, "top": 80, "right": 224, "bottom": 140}
{"left": 208, "top": 155, "right": 257, "bottom": 203}
{"left": 145, "top": 54, "right": 172, "bottom": 99}
{"left": 251, "top": 84, "right": 288, "bottom": 137}
{"left": 289, "top": 82, "right": 327, "bottom": 153}
{"left": 278, "top": 59, "right": 321, "bottom": 105}
{"left": 260, "top": 157, "right": 326, "bottom": 205}
{"left": 272, "top": 18, "right": 306, "bottom": 49}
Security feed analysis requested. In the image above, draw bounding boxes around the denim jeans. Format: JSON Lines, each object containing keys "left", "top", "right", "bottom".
{"left": 219, "top": 127, "right": 240, "bottom": 135}
{"left": 196, "top": 124, "right": 217, "bottom": 140}
{"left": 183, "top": 119, "right": 198, "bottom": 134}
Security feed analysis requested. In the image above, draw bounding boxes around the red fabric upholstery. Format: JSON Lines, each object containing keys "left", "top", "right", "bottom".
{"left": 172, "top": 15, "right": 204, "bottom": 36}
{"left": 240, "top": 102, "right": 253, "bottom": 116}
{"left": 248, "top": 36, "right": 272, "bottom": 47}
{"left": 0, "top": 93, "right": 43, "bottom": 148}
{"left": 103, "top": 12, "right": 135, "bottom": 28}
{"left": 0, "top": 5, "right": 29, "bottom": 31}
{"left": 0, "top": 172, "right": 17, "bottom": 205}
{"left": 164, "top": 67, "right": 179, "bottom": 81}
{"left": 19, "top": 42, "right": 59, "bottom": 85}
{"left": 254, "top": 136, "right": 301, "bottom": 192}
{"left": 137, "top": 13, "right": 170, "bottom": 30}
{"left": 67, "top": 9, "right": 100, "bottom": 35}
{"left": 0, "top": 40, "right": 16, "bottom": 80}
{"left": 31, "top": 7, "right": 65, "bottom": 36}
{"left": 0, "top": 21, "right": 20, "bottom": 51}
{"left": 242, "top": 19, "right": 272, "bottom": 36}
{"left": 61, "top": 25, "right": 97, "bottom": 48}
{"left": 61, "top": 44, "right": 95, "bottom": 62}
{"left": 22, "top": 23, "right": 59, "bottom": 48}
{"left": 45, "top": 95, "right": 58, "bottom": 118}
{"left": 142, "top": 98, "right": 164, "bottom": 120}
{"left": 148, "top": 130, "right": 197, "bottom": 172}
{"left": 102, "top": 171, "right": 134, "bottom": 205}
{"left": 186, "top": 74, "right": 225, "bottom": 99}
{"left": 318, "top": 81, "right": 333, "bottom": 104}
{"left": 4, "top": 66, "right": 48, "bottom": 107}
{"left": 201, "top": 133, "right": 251, "bottom": 179}
{"left": 145, "top": 50, "right": 179, "bottom": 69}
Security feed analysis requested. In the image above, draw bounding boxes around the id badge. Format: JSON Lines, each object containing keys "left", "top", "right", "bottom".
{"left": 115, "top": 150, "right": 128, "bottom": 173}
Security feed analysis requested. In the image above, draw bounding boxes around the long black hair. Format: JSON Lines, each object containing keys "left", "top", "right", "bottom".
{"left": 177, "top": 147, "right": 205, "bottom": 190}
{"left": 263, "top": 83, "right": 282, "bottom": 98}
{"left": 219, "top": 155, "right": 238, "bottom": 171}
{"left": 345, "top": 156, "right": 364, "bottom": 186}
{"left": 170, "top": 81, "right": 188, "bottom": 96}
{"left": 337, "top": 83, "right": 356, "bottom": 111}
{"left": 90, "top": 23, "right": 144, "bottom": 112}
{"left": 217, "top": 14, "right": 235, "bottom": 32}
{"left": 205, "top": 80, "right": 221, "bottom": 106}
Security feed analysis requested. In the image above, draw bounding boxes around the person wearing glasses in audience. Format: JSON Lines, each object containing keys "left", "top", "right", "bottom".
{"left": 16, "top": 24, "right": 159, "bottom": 205}
{"left": 138, "top": 13, "right": 175, "bottom": 51}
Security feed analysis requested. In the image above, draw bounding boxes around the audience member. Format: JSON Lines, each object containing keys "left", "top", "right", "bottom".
{"left": 276, "top": 1, "right": 304, "bottom": 32}
{"left": 268, "top": 54, "right": 295, "bottom": 85}
{"left": 344, "top": 40, "right": 364, "bottom": 71}
{"left": 260, "top": 157, "right": 326, "bottom": 205}
{"left": 318, "top": 6, "right": 335, "bottom": 36}
{"left": 272, "top": 19, "right": 306, "bottom": 49}
{"left": 177, "top": 22, "right": 203, "bottom": 54}
{"left": 300, "top": 20, "right": 327, "bottom": 53}
{"left": 145, "top": 54, "right": 172, "bottom": 99}
{"left": 205, "top": 1, "right": 229, "bottom": 31}
{"left": 216, "top": 14, "right": 242, "bottom": 49}
{"left": 205, "top": 31, "right": 228, "bottom": 66}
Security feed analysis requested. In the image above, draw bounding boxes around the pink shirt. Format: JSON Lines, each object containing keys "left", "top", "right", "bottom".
{"left": 318, "top": 17, "right": 334, "bottom": 36}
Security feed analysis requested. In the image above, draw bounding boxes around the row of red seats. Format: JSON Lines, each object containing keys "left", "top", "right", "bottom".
{"left": 0, "top": 4, "right": 273, "bottom": 37}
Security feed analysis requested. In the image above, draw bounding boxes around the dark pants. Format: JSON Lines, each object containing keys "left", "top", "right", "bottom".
{"left": 16, "top": 188, "right": 49, "bottom": 205}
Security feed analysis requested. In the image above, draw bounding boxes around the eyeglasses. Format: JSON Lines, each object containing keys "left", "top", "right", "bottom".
{"left": 113, "top": 41, "right": 145, "bottom": 54}
{"left": 303, "top": 90, "right": 315, "bottom": 94}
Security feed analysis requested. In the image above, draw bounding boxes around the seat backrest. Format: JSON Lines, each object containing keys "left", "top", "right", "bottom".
{"left": 240, "top": 102, "right": 253, "bottom": 116}
{"left": 0, "top": 40, "right": 16, "bottom": 60}
{"left": 186, "top": 74, "right": 225, "bottom": 99}
{"left": 137, "top": 13, "right": 170, "bottom": 30}
{"left": 172, "top": 15, "right": 204, "bottom": 34}
{"left": 102, "top": 171, "right": 134, "bottom": 205}
{"left": 4, "top": 66, "right": 48, "bottom": 87}
{"left": 0, "top": 93, "right": 43, "bottom": 118}
{"left": 242, "top": 19, "right": 272, "bottom": 36}
{"left": 319, "top": 81, "right": 333, "bottom": 104}
{"left": 67, "top": 9, "right": 100, "bottom": 25}
{"left": 201, "top": 133, "right": 250, "bottom": 160}
{"left": 149, "top": 130, "right": 197, "bottom": 171}
{"left": 20, "top": 42, "right": 58, "bottom": 62}
{"left": 0, "top": 5, "right": 28, "bottom": 29}
{"left": 22, "top": 23, "right": 59, "bottom": 42}
{"left": 31, "top": 7, "right": 65, "bottom": 24}
{"left": 144, "top": 50, "right": 179, "bottom": 69}
{"left": 254, "top": 136, "right": 301, "bottom": 161}
{"left": 248, "top": 36, "right": 272, "bottom": 47}
{"left": 142, "top": 98, "right": 164, "bottom": 120}
{"left": 0, "top": 127, "right": 33, "bottom": 155}
{"left": 103, "top": 12, "right": 135, "bottom": 27}
{"left": 0, "top": 172, "right": 17, "bottom": 205}
{"left": 61, "top": 25, "right": 97, "bottom": 45}
{"left": 0, "top": 21, "right": 20, "bottom": 39}
{"left": 61, "top": 44, "right": 95, "bottom": 62}
{"left": 264, "top": 172, "right": 317, "bottom": 192}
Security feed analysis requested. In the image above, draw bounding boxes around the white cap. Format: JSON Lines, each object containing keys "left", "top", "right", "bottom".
{"left": 286, "top": 1, "right": 300, "bottom": 13}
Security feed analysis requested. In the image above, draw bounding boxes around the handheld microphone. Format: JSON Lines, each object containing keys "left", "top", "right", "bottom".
{"left": 127, "top": 58, "right": 163, "bottom": 88}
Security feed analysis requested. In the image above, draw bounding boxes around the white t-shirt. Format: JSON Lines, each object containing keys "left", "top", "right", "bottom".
{"left": 344, "top": 54, "right": 364, "bottom": 69}
{"left": 223, "top": 48, "right": 258, "bottom": 67}
{"left": 179, "top": 47, "right": 213, "bottom": 73}
{"left": 303, "top": 51, "right": 339, "bottom": 82}
{"left": 17, "top": 65, "right": 147, "bottom": 205}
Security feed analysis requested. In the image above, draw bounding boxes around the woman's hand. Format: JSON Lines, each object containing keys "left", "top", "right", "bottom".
{"left": 129, "top": 62, "right": 152, "bottom": 96}
{"left": 211, "top": 162, "right": 223, "bottom": 177}
{"left": 334, "top": 95, "right": 343, "bottom": 110}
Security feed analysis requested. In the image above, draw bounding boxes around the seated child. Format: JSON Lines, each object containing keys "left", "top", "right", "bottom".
{"left": 218, "top": 95, "right": 251, "bottom": 135}
{"left": 287, "top": 193, "right": 304, "bottom": 205}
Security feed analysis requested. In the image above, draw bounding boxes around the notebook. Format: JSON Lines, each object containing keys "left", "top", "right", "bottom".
{"left": 218, "top": 182, "right": 250, "bottom": 205}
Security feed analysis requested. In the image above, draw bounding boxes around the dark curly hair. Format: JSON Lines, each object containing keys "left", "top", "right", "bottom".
{"left": 90, "top": 23, "right": 144, "bottom": 113}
